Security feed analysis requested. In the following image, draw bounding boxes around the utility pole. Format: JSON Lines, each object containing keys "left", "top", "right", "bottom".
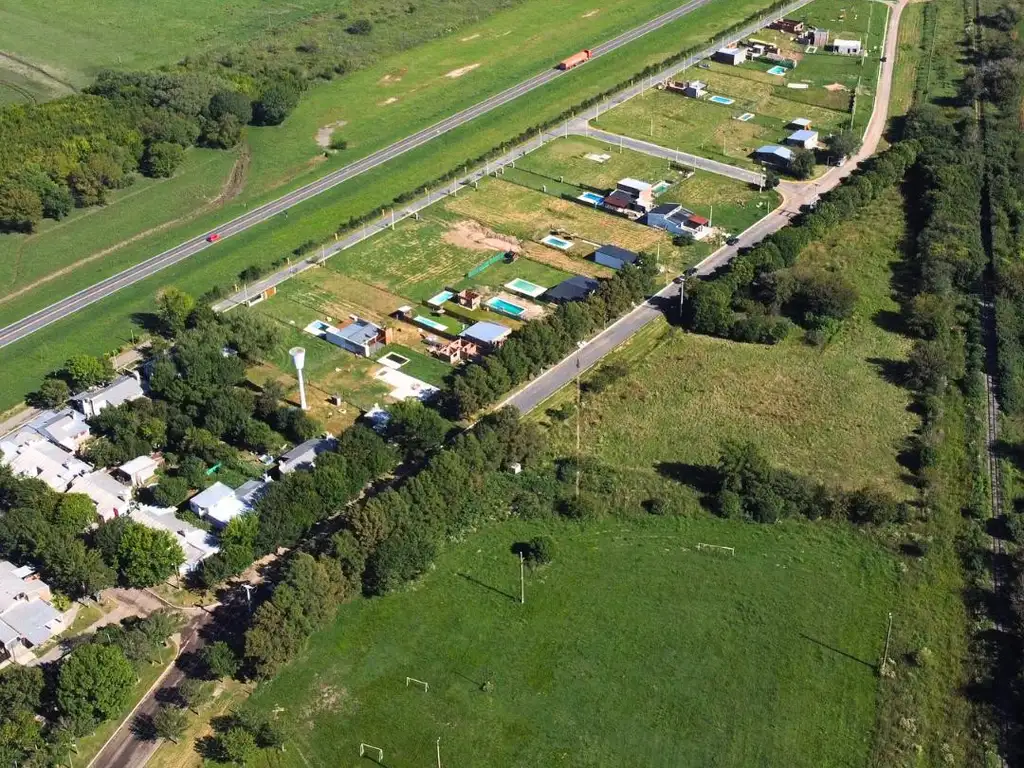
{"left": 242, "top": 583, "right": 255, "bottom": 614}
{"left": 436, "top": 737, "right": 442, "bottom": 768}
{"left": 575, "top": 352, "right": 582, "bottom": 499}
{"left": 519, "top": 552, "right": 525, "bottom": 605}
{"left": 881, "top": 612, "right": 893, "bottom": 672}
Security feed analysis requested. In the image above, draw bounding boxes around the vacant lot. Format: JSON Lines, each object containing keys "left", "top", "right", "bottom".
{"left": 541, "top": 185, "right": 917, "bottom": 500}
{"left": 244, "top": 515, "right": 895, "bottom": 767}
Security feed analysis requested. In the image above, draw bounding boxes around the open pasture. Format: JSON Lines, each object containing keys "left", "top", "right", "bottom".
{"left": 242, "top": 515, "right": 896, "bottom": 768}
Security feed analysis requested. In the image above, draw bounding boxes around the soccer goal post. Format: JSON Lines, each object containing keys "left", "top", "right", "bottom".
{"left": 359, "top": 743, "right": 384, "bottom": 762}
{"left": 406, "top": 676, "right": 429, "bottom": 692}
{"left": 696, "top": 542, "right": 735, "bottom": 556}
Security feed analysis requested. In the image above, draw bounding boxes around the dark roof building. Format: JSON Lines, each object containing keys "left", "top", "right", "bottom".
{"left": 544, "top": 275, "right": 601, "bottom": 304}
{"left": 593, "top": 244, "right": 640, "bottom": 270}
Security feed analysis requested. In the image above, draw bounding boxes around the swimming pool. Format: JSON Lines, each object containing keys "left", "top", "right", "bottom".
{"left": 541, "top": 234, "right": 574, "bottom": 250}
{"left": 737, "top": 112, "right": 755, "bottom": 122}
{"left": 767, "top": 65, "right": 787, "bottom": 76}
{"left": 414, "top": 315, "right": 449, "bottom": 332}
{"left": 426, "top": 290, "right": 454, "bottom": 307}
{"left": 651, "top": 181, "right": 671, "bottom": 194}
{"left": 486, "top": 297, "right": 528, "bottom": 318}
{"left": 505, "top": 278, "right": 547, "bottom": 298}
{"left": 577, "top": 191, "right": 604, "bottom": 205}
{"left": 709, "top": 95, "right": 734, "bottom": 105}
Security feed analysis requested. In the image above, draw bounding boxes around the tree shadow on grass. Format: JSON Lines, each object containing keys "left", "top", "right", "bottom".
{"left": 866, "top": 357, "right": 910, "bottom": 388}
{"left": 130, "top": 311, "right": 163, "bottom": 334}
{"left": 799, "top": 633, "right": 876, "bottom": 670}
{"left": 654, "top": 462, "right": 719, "bottom": 495}
{"left": 456, "top": 572, "right": 518, "bottom": 603}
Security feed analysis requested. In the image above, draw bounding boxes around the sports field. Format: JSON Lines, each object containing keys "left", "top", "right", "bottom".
{"left": 243, "top": 515, "right": 895, "bottom": 767}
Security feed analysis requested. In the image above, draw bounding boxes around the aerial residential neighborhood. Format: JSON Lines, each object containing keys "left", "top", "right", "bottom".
{"left": 0, "top": 0, "right": 1019, "bottom": 765}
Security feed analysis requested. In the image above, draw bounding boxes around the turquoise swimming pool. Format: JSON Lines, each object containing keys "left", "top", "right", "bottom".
{"left": 426, "top": 290, "right": 454, "bottom": 307}
{"left": 709, "top": 95, "right": 734, "bottom": 105}
{"left": 542, "top": 234, "right": 574, "bottom": 250}
{"left": 486, "top": 297, "right": 528, "bottom": 318}
{"left": 767, "top": 65, "right": 787, "bottom": 76}
{"left": 505, "top": 278, "right": 547, "bottom": 298}
{"left": 577, "top": 191, "right": 604, "bottom": 205}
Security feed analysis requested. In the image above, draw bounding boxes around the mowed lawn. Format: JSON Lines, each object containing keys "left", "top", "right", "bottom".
{"left": 542, "top": 186, "right": 917, "bottom": 499}
{"left": 243, "top": 516, "right": 896, "bottom": 768}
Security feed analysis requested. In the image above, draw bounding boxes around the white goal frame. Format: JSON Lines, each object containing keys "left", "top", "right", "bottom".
{"left": 359, "top": 743, "right": 384, "bottom": 762}
{"left": 696, "top": 542, "right": 735, "bottom": 556}
{"left": 406, "top": 676, "right": 429, "bottom": 692}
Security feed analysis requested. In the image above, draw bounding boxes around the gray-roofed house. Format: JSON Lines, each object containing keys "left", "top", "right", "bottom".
{"left": 593, "top": 244, "right": 640, "bottom": 270}
{"left": 71, "top": 373, "right": 146, "bottom": 419}
{"left": 544, "top": 275, "right": 601, "bottom": 304}
{"left": 681, "top": 80, "right": 707, "bottom": 98}
{"left": 0, "top": 561, "right": 63, "bottom": 663}
{"left": 189, "top": 482, "right": 246, "bottom": 527}
{"left": 460, "top": 321, "right": 512, "bottom": 349}
{"left": 785, "top": 129, "right": 819, "bottom": 149}
{"left": 325, "top": 317, "right": 392, "bottom": 357}
{"left": 68, "top": 471, "right": 132, "bottom": 522}
{"left": 1, "top": 433, "right": 91, "bottom": 492}
{"left": 754, "top": 145, "right": 795, "bottom": 166}
{"left": 26, "top": 408, "right": 91, "bottom": 452}
{"left": 279, "top": 436, "right": 337, "bottom": 475}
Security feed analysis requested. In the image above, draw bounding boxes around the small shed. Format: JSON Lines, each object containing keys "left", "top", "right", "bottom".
{"left": 117, "top": 455, "right": 160, "bottom": 487}
{"left": 682, "top": 80, "right": 707, "bottom": 98}
{"left": 811, "top": 28, "right": 830, "bottom": 47}
{"left": 785, "top": 129, "right": 819, "bottom": 149}
{"left": 788, "top": 118, "right": 813, "bottom": 130}
{"left": 593, "top": 244, "right": 640, "bottom": 270}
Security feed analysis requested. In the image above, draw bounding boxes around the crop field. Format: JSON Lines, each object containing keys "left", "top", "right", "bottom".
{"left": 540, "top": 185, "right": 917, "bottom": 501}
{"left": 515, "top": 136, "right": 781, "bottom": 239}
{"left": 243, "top": 515, "right": 895, "bottom": 768}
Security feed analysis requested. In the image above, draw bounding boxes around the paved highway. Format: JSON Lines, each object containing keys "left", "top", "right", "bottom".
{"left": 0, "top": 0, "right": 765, "bottom": 350}
{"left": 503, "top": 0, "right": 907, "bottom": 414}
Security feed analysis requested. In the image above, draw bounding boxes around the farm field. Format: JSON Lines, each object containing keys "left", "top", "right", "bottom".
{"left": 0, "top": 0, "right": 783, "bottom": 357}
{"left": 541, "top": 185, "right": 917, "bottom": 503}
{"left": 243, "top": 515, "right": 896, "bottom": 768}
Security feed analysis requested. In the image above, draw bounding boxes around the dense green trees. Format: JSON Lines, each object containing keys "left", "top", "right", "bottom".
{"left": 56, "top": 644, "right": 136, "bottom": 727}
{"left": 116, "top": 522, "right": 186, "bottom": 587}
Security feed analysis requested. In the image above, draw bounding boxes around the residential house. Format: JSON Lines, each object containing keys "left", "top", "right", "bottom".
{"left": 428, "top": 337, "right": 480, "bottom": 364}
{"left": 602, "top": 178, "right": 655, "bottom": 217}
{"left": 68, "top": 471, "right": 132, "bottom": 521}
{"left": 325, "top": 317, "right": 393, "bottom": 357}
{"left": 754, "top": 145, "right": 795, "bottom": 166}
{"left": 712, "top": 47, "right": 746, "bottom": 66}
{"left": 832, "top": 38, "right": 862, "bottom": 55}
{"left": 544, "top": 275, "right": 601, "bottom": 304}
{"left": 785, "top": 129, "right": 819, "bottom": 149}
{"left": 769, "top": 18, "right": 805, "bottom": 34}
{"left": 279, "top": 436, "right": 337, "bottom": 475}
{"left": 0, "top": 561, "right": 64, "bottom": 663}
{"left": 189, "top": 482, "right": 247, "bottom": 528}
{"left": 455, "top": 289, "right": 482, "bottom": 310}
{"left": 25, "top": 408, "right": 91, "bottom": 452}
{"left": 460, "top": 321, "right": 512, "bottom": 349}
{"left": 646, "top": 204, "right": 711, "bottom": 240}
{"left": 116, "top": 455, "right": 160, "bottom": 487}
{"left": 679, "top": 80, "right": 707, "bottom": 98}
{"left": 593, "top": 244, "right": 640, "bottom": 270}
{"left": 0, "top": 432, "right": 90, "bottom": 492}
{"left": 70, "top": 373, "right": 145, "bottom": 419}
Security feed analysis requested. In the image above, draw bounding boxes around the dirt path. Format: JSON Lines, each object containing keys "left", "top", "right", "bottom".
{"left": 0, "top": 51, "right": 77, "bottom": 95}
{"left": 0, "top": 145, "right": 250, "bottom": 306}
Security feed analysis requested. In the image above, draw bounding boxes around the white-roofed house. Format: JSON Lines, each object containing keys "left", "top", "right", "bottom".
{"left": 459, "top": 321, "right": 512, "bottom": 350}
{"left": 1, "top": 432, "right": 91, "bottom": 492}
{"left": 189, "top": 482, "right": 247, "bottom": 528}
{"left": 832, "top": 38, "right": 862, "bottom": 55}
{"left": 70, "top": 373, "right": 145, "bottom": 419}
{"left": 785, "top": 129, "right": 819, "bottom": 149}
{"left": 26, "top": 408, "right": 92, "bottom": 452}
{"left": 68, "top": 471, "right": 132, "bottom": 521}
{"left": 0, "top": 561, "right": 64, "bottom": 664}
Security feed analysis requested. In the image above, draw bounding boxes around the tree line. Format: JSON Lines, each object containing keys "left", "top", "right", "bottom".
{"left": 0, "top": 69, "right": 304, "bottom": 233}
{"left": 684, "top": 141, "right": 919, "bottom": 344}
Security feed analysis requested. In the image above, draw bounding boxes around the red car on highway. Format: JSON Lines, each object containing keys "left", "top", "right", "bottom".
{"left": 206, "top": 233, "right": 221, "bottom": 243}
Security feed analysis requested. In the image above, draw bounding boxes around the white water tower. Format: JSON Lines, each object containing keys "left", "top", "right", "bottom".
{"left": 289, "top": 346, "right": 308, "bottom": 411}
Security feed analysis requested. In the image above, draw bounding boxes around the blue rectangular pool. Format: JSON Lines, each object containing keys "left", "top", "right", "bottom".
{"left": 767, "top": 65, "right": 787, "bottom": 76}
{"left": 577, "top": 191, "right": 604, "bottom": 205}
{"left": 505, "top": 278, "right": 547, "bottom": 298}
{"left": 426, "top": 290, "right": 455, "bottom": 307}
{"left": 709, "top": 95, "right": 734, "bottom": 105}
{"left": 542, "top": 234, "right": 574, "bottom": 250}
{"left": 486, "top": 297, "right": 528, "bottom": 318}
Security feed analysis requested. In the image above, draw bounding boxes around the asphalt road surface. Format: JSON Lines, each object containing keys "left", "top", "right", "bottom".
{"left": 0, "top": 0, "right": 760, "bottom": 350}
{"left": 503, "top": 0, "right": 908, "bottom": 414}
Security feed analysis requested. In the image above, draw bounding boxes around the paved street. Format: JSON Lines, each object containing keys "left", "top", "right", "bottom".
{"left": 503, "top": 0, "right": 907, "bottom": 414}
{"left": 0, "top": 0, "right": 795, "bottom": 349}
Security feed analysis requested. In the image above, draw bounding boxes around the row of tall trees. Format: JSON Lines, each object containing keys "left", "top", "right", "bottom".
{"left": 684, "top": 141, "right": 919, "bottom": 344}
{"left": 445, "top": 257, "right": 660, "bottom": 418}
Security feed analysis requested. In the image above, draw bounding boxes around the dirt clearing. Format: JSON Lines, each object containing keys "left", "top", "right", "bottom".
{"left": 824, "top": 82, "right": 848, "bottom": 91}
{"left": 445, "top": 63, "right": 481, "bottom": 78}
{"left": 379, "top": 96, "right": 399, "bottom": 106}
{"left": 444, "top": 219, "right": 520, "bottom": 252}
{"left": 582, "top": 9, "right": 601, "bottom": 17}
{"left": 461, "top": 33, "right": 481, "bottom": 41}
{"left": 315, "top": 120, "right": 347, "bottom": 148}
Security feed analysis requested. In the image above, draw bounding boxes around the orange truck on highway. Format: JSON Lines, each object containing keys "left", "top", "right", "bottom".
{"left": 558, "top": 49, "right": 592, "bottom": 70}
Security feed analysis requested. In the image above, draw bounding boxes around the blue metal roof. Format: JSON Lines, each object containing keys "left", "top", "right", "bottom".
{"left": 788, "top": 129, "right": 818, "bottom": 142}
{"left": 756, "top": 145, "right": 794, "bottom": 160}
{"left": 461, "top": 321, "right": 511, "bottom": 344}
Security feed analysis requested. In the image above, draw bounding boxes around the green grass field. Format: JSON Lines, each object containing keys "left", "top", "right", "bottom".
{"left": 541, "top": 185, "right": 916, "bottom": 504}
{"left": 242, "top": 515, "right": 895, "bottom": 768}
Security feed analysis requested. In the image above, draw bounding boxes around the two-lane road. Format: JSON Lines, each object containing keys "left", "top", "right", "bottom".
{"left": 0, "top": 0, "right": 755, "bottom": 351}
